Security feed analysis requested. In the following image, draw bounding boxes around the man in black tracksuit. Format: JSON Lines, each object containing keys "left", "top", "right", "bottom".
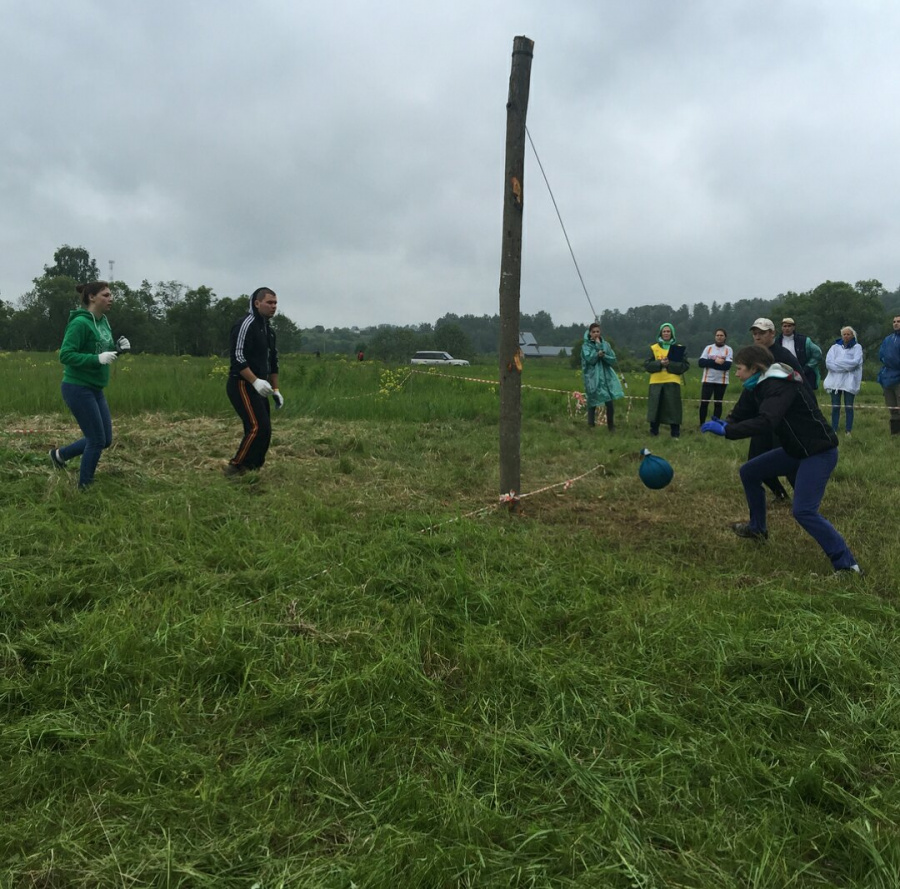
{"left": 225, "top": 288, "right": 282, "bottom": 475}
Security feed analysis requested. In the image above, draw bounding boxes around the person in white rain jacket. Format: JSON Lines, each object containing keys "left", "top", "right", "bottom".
{"left": 823, "top": 327, "right": 864, "bottom": 435}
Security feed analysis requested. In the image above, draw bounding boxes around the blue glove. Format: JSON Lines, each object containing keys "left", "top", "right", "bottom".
{"left": 701, "top": 418, "right": 727, "bottom": 436}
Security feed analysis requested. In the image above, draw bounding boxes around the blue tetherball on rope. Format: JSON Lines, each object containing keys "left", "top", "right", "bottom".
{"left": 638, "top": 447, "right": 674, "bottom": 489}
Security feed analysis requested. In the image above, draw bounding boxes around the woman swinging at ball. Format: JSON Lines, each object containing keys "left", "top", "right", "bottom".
{"left": 701, "top": 345, "right": 861, "bottom": 575}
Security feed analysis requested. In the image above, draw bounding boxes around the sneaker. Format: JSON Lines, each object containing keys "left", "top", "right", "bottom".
{"left": 833, "top": 564, "right": 864, "bottom": 577}
{"left": 730, "top": 522, "right": 768, "bottom": 541}
{"left": 223, "top": 463, "right": 246, "bottom": 478}
{"left": 49, "top": 448, "right": 66, "bottom": 469}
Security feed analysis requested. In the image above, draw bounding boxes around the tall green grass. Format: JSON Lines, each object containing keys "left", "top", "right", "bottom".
{"left": 1, "top": 353, "right": 898, "bottom": 887}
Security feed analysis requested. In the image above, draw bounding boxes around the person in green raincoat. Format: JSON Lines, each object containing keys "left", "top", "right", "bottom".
{"left": 581, "top": 322, "right": 625, "bottom": 432}
{"left": 644, "top": 322, "right": 689, "bottom": 437}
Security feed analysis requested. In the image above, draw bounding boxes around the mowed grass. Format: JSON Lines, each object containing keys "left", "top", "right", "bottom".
{"left": 1, "top": 353, "right": 899, "bottom": 887}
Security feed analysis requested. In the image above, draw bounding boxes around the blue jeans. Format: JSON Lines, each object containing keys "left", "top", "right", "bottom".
{"left": 830, "top": 391, "right": 855, "bottom": 432}
{"left": 60, "top": 382, "right": 113, "bottom": 487}
{"left": 738, "top": 446, "right": 856, "bottom": 571}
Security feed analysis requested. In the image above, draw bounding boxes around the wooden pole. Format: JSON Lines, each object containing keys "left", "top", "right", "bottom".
{"left": 498, "top": 36, "right": 534, "bottom": 506}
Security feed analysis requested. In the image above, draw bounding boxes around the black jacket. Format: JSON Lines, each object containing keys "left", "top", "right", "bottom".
{"left": 725, "top": 365, "right": 838, "bottom": 459}
{"left": 229, "top": 296, "right": 278, "bottom": 380}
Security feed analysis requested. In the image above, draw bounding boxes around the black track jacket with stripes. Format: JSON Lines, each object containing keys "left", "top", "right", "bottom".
{"left": 229, "top": 298, "right": 278, "bottom": 380}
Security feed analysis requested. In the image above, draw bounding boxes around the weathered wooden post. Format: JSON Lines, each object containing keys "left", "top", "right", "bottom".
{"left": 498, "top": 36, "right": 534, "bottom": 507}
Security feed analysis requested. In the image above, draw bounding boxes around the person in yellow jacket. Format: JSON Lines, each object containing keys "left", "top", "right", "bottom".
{"left": 644, "top": 322, "right": 689, "bottom": 437}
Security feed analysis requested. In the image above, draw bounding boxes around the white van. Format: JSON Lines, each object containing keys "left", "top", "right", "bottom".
{"left": 410, "top": 351, "right": 470, "bottom": 366}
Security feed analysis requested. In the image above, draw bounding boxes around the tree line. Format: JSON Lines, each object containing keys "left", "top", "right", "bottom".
{"left": 2, "top": 246, "right": 898, "bottom": 362}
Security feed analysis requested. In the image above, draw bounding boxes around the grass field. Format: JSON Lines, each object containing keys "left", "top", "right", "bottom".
{"left": 1, "top": 352, "right": 898, "bottom": 888}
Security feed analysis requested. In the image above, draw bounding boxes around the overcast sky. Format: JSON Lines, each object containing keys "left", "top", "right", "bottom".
{"left": 2, "top": 0, "right": 899, "bottom": 329}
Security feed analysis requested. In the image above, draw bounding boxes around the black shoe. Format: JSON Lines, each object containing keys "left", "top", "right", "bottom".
{"left": 223, "top": 463, "right": 247, "bottom": 478}
{"left": 49, "top": 448, "right": 66, "bottom": 469}
{"left": 833, "top": 564, "right": 864, "bottom": 578}
{"left": 771, "top": 493, "right": 791, "bottom": 506}
{"left": 730, "top": 522, "right": 768, "bottom": 541}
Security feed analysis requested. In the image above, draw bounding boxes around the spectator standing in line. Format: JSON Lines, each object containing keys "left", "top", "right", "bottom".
{"left": 225, "top": 288, "right": 283, "bottom": 477}
{"left": 823, "top": 326, "right": 864, "bottom": 435}
{"left": 644, "top": 322, "right": 689, "bottom": 438}
{"left": 50, "top": 280, "right": 131, "bottom": 489}
{"left": 581, "top": 322, "right": 625, "bottom": 432}
{"left": 877, "top": 314, "right": 900, "bottom": 435}
{"left": 776, "top": 318, "right": 823, "bottom": 390}
{"left": 697, "top": 328, "right": 733, "bottom": 425}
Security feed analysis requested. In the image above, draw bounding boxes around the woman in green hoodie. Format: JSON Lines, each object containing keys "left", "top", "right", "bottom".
{"left": 50, "top": 281, "right": 129, "bottom": 488}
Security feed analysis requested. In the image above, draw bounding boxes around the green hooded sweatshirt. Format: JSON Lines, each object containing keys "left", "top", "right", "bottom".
{"left": 59, "top": 307, "right": 115, "bottom": 388}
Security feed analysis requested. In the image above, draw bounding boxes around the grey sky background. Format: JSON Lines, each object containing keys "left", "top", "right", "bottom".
{"left": 2, "top": 0, "right": 899, "bottom": 329}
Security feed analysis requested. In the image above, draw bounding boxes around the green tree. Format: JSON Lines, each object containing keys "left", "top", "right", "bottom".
{"left": 15, "top": 276, "right": 80, "bottom": 350}
{"left": 0, "top": 300, "right": 15, "bottom": 349}
{"left": 271, "top": 314, "right": 303, "bottom": 353}
{"left": 368, "top": 326, "right": 423, "bottom": 362}
{"left": 166, "top": 286, "right": 217, "bottom": 355}
{"left": 520, "top": 309, "right": 555, "bottom": 344}
{"left": 775, "top": 280, "right": 886, "bottom": 348}
{"left": 434, "top": 323, "right": 473, "bottom": 360}
{"left": 42, "top": 245, "right": 100, "bottom": 283}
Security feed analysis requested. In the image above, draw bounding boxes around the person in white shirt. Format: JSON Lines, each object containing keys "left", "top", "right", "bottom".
{"left": 823, "top": 326, "right": 864, "bottom": 435}
{"left": 697, "top": 328, "right": 733, "bottom": 424}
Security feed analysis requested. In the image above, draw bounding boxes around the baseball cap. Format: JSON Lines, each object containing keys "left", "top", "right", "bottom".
{"left": 781, "top": 317, "right": 795, "bottom": 325}
{"left": 750, "top": 318, "right": 775, "bottom": 332}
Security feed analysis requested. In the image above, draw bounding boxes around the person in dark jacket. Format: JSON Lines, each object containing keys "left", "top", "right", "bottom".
{"left": 225, "top": 287, "right": 282, "bottom": 476}
{"left": 878, "top": 314, "right": 900, "bottom": 435}
{"left": 748, "top": 318, "right": 805, "bottom": 502}
{"left": 775, "top": 318, "right": 823, "bottom": 389}
{"left": 701, "top": 344, "right": 861, "bottom": 575}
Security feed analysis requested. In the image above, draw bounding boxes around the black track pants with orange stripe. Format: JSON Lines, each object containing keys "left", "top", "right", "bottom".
{"left": 226, "top": 377, "right": 272, "bottom": 470}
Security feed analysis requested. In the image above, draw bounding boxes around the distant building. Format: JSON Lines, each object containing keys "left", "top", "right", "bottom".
{"left": 519, "top": 331, "right": 571, "bottom": 358}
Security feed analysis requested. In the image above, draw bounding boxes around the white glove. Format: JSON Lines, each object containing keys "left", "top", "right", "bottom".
{"left": 252, "top": 378, "right": 274, "bottom": 397}
{"left": 116, "top": 336, "right": 131, "bottom": 352}
{"left": 272, "top": 390, "right": 284, "bottom": 410}
{"left": 98, "top": 351, "right": 117, "bottom": 365}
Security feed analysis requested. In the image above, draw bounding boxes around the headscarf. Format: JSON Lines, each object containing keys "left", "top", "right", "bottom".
{"left": 656, "top": 323, "right": 676, "bottom": 350}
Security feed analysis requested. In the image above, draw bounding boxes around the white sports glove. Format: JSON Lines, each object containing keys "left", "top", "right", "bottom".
{"left": 116, "top": 336, "right": 131, "bottom": 352}
{"left": 98, "top": 351, "right": 117, "bottom": 365}
{"left": 252, "top": 378, "right": 274, "bottom": 397}
{"left": 272, "top": 390, "right": 284, "bottom": 410}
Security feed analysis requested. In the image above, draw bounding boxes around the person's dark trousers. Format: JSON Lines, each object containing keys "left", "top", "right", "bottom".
{"left": 60, "top": 382, "right": 113, "bottom": 488}
{"left": 226, "top": 377, "right": 272, "bottom": 470}
{"left": 699, "top": 382, "right": 727, "bottom": 424}
{"left": 587, "top": 401, "right": 615, "bottom": 430}
{"left": 830, "top": 391, "right": 856, "bottom": 433}
{"left": 738, "top": 446, "right": 856, "bottom": 570}
{"left": 883, "top": 383, "right": 900, "bottom": 433}
{"left": 748, "top": 432, "right": 790, "bottom": 499}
